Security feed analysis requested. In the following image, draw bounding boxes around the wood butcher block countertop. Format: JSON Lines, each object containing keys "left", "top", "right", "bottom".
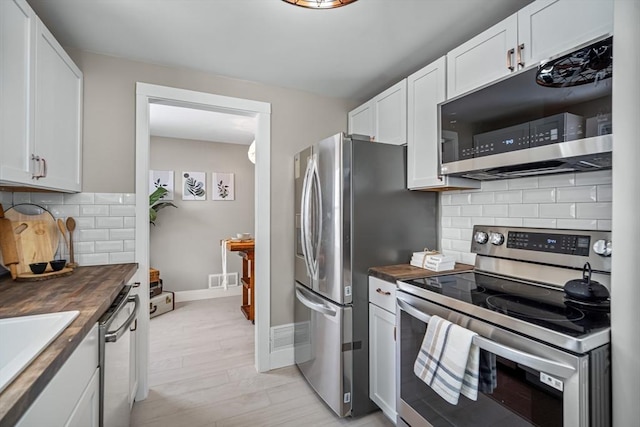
{"left": 369, "top": 262, "right": 474, "bottom": 283}
{"left": 0, "top": 263, "right": 138, "bottom": 427}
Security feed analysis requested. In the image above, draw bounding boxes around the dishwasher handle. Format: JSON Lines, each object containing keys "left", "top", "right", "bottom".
{"left": 105, "top": 295, "right": 139, "bottom": 343}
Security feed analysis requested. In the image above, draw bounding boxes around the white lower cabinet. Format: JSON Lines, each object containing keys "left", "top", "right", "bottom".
{"left": 16, "top": 324, "right": 99, "bottom": 427}
{"left": 369, "top": 276, "right": 396, "bottom": 423}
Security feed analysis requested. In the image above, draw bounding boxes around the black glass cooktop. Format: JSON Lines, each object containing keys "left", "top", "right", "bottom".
{"left": 403, "top": 272, "right": 610, "bottom": 339}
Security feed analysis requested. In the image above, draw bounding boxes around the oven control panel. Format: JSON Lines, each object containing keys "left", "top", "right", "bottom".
{"left": 471, "top": 225, "right": 612, "bottom": 272}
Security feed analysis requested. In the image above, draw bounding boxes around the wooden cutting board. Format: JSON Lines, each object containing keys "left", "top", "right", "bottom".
{"left": 3, "top": 209, "right": 60, "bottom": 275}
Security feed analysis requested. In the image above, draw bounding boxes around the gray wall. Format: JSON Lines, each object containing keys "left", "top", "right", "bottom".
{"left": 149, "top": 136, "right": 253, "bottom": 292}
{"left": 69, "top": 49, "right": 355, "bottom": 326}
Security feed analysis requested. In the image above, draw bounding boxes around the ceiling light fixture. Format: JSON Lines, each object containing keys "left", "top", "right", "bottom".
{"left": 282, "top": 0, "right": 358, "bottom": 9}
{"left": 248, "top": 140, "right": 256, "bottom": 164}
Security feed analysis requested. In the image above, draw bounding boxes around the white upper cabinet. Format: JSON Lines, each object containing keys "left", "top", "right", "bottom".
{"left": 348, "top": 79, "right": 407, "bottom": 145}
{"left": 447, "top": 14, "right": 518, "bottom": 100}
{"left": 447, "top": 0, "right": 613, "bottom": 99}
{"left": 517, "top": 0, "right": 613, "bottom": 67}
{"left": 0, "top": 0, "right": 83, "bottom": 192}
{"left": 348, "top": 101, "right": 374, "bottom": 138}
{"left": 407, "top": 56, "right": 479, "bottom": 190}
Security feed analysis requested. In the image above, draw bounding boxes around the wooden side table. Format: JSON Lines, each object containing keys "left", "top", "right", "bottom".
{"left": 226, "top": 239, "right": 255, "bottom": 323}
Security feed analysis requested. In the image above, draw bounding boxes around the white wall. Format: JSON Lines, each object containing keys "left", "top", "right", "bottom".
{"left": 440, "top": 170, "right": 612, "bottom": 264}
{"left": 149, "top": 136, "right": 254, "bottom": 292}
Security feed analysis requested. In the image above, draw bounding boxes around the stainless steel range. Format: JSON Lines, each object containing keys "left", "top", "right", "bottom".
{"left": 396, "top": 225, "right": 612, "bottom": 427}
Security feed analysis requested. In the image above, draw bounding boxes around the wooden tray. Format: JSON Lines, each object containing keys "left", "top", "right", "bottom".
{"left": 16, "top": 267, "right": 74, "bottom": 282}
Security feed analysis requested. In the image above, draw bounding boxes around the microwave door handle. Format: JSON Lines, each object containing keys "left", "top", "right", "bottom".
{"left": 295, "top": 288, "right": 337, "bottom": 317}
{"left": 397, "top": 299, "right": 576, "bottom": 379}
{"left": 300, "top": 158, "right": 314, "bottom": 278}
{"left": 105, "top": 295, "right": 139, "bottom": 343}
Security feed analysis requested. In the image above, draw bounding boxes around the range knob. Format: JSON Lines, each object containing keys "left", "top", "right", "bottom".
{"left": 592, "top": 239, "right": 612, "bottom": 257}
{"left": 490, "top": 232, "right": 505, "bottom": 246}
{"left": 474, "top": 231, "right": 488, "bottom": 244}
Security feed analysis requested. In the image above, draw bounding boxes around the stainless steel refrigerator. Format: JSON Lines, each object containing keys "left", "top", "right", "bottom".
{"left": 293, "top": 133, "right": 438, "bottom": 418}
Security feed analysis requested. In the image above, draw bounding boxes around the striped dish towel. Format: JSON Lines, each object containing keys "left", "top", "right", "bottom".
{"left": 414, "top": 315, "right": 480, "bottom": 404}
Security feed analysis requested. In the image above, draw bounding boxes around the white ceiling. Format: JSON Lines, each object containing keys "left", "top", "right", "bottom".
{"left": 27, "top": 0, "right": 533, "bottom": 144}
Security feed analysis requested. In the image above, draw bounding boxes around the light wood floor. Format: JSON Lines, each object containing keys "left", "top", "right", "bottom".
{"left": 131, "top": 296, "right": 394, "bottom": 427}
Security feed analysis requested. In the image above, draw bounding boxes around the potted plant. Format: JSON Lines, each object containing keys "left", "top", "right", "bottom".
{"left": 149, "top": 187, "right": 177, "bottom": 225}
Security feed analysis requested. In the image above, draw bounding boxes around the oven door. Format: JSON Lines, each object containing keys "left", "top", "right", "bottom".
{"left": 396, "top": 291, "right": 589, "bottom": 427}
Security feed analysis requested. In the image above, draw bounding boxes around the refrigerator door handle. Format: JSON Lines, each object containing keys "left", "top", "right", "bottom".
{"left": 309, "top": 157, "right": 322, "bottom": 279}
{"left": 301, "top": 157, "right": 315, "bottom": 279}
{"left": 295, "top": 287, "right": 337, "bottom": 317}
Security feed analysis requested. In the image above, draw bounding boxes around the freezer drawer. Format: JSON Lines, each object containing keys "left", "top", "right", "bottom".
{"left": 294, "top": 282, "right": 352, "bottom": 417}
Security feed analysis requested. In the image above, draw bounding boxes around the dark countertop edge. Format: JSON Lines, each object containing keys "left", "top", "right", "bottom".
{"left": 0, "top": 263, "right": 138, "bottom": 427}
{"left": 369, "top": 263, "right": 475, "bottom": 283}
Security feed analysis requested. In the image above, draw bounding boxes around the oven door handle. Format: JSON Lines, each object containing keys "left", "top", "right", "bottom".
{"left": 397, "top": 298, "right": 576, "bottom": 379}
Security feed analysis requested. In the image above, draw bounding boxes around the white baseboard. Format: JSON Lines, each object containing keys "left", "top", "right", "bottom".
{"left": 174, "top": 286, "right": 242, "bottom": 303}
{"left": 270, "top": 346, "right": 294, "bottom": 370}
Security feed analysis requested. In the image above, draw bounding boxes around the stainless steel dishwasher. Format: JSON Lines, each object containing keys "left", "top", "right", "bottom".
{"left": 99, "top": 285, "right": 139, "bottom": 427}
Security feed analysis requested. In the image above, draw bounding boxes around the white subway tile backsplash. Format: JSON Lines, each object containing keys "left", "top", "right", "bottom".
{"left": 597, "top": 185, "right": 612, "bottom": 202}
{"left": 451, "top": 217, "right": 472, "bottom": 228}
{"left": 451, "top": 239, "right": 471, "bottom": 252}
{"left": 461, "top": 204, "right": 482, "bottom": 217}
{"left": 539, "top": 203, "right": 575, "bottom": 218}
{"left": 442, "top": 206, "right": 461, "bottom": 217}
{"left": 481, "top": 180, "right": 508, "bottom": 191}
{"left": 470, "top": 192, "right": 494, "bottom": 205}
{"left": 523, "top": 218, "right": 557, "bottom": 228}
{"left": 442, "top": 228, "right": 461, "bottom": 239}
{"left": 64, "top": 193, "right": 95, "bottom": 204}
{"left": 451, "top": 193, "right": 471, "bottom": 205}
{"left": 123, "top": 193, "right": 136, "bottom": 205}
{"left": 483, "top": 204, "right": 508, "bottom": 217}
{"left": 95, "top": 240, "right": 124, "bottom": 253}
{"left": 77, "top": 229, "right": 109, "bottom": 242}
{"left": 96, "top": 217, "right": 124, "bottom": 229}
{"left": 81, "top": 205, "right": 110, "bottom": 216}
{"left": 474, "top": 216, "right": 494, "bottom": 225}
{"left": 441, "top": 239, "right": 452, "bottom": 250}
{"left": 577, "top": 202, "right": 612, "bottom": 219}
{"left": 522, "top": 188, "right": 556, "bottom": 204}
{"left": 508, "top": 204, "right": 539, "bottom": 218}
{"left": 110, "top": 228, "right": 135, "bottom": 240}
{"left": 441, "top": 194, "right": 452, "bottom": 206}
{"left": 495, "top": 191, "right": 523, "bottom": 204}
{"left": 78, "top": 253, "right": 110, "bottom": 266}
{"left": 556, "top": 186, "right": 597, "bottom": 203}
{"left": 124, "top": 217, "right": 136, "bottom": 228}
{"left": 494, "top": 217, "right": 524, "bottom": 227}
{"left": 598, "top": 220, "right": 612, "bottom": 231}
{"left": 110, "top": 205, "right": 136, "bottom": 217}
{"left": 95, "top": 193, "right": 124, "bottom": 204}
{"left": 556, "top": 219, "right": 598, "bottom": 230}
{"left": 75, "top": 217, "right": 96, "bottom": 229}
{"left": 75, "top": 242, "right": 96, "bottom": 254}
{"left": 12, "top": 193, "right": 31, "bottom": 204}
{"left": 441, "top": 216, "right": 452, "bottom": 227}
{"left": 110, "top": 252, "right": 135, "bottom": 264}
{"left": 575, "top": 170, "right": 612, "bottom": 186}
{"left": 30, "top": 193, "right": 64, "bottom": 206}
{"left": 48, "top": 204, "right": 80, "bottom": 218}
{"left": 507, "top": 177, "right": 538, "bottom": 190}
{"left": 460, "top": 252, "right": 476, "bottom": 266}
{"left": 124, "top": 240, "right": 136, "bottom": 252}
{"left": 538, "top": 173, "right": 575, "bottom": 188}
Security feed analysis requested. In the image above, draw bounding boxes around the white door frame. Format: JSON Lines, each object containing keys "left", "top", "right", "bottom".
{"left": 134, "top": 82, "right": 271, "bottom": 399}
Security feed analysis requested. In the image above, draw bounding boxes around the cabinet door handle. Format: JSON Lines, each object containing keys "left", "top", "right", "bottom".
{"left": 40, "top": 157, "right": 47, "bottom": 178}
{"left": 506, "top": 48, "right": 515, "bottom": 71}
{"left": 31, "top": 154, "right": 42, "bottom": 179}
{"left": 376, "top": 288, "right": 391, "bottom": 296}
{"left": 394, "top": 326, "right": 396, "bottom": 342}
{"left": 517, "top": 43, "right": 525, "bottom": 67}
{"left": 133, "top": 281, "right": 141, "bottom": 288}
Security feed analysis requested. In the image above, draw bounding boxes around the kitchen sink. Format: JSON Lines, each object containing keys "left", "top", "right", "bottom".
{"left": 0, "top": 311, "right": 79, "bottom": 393}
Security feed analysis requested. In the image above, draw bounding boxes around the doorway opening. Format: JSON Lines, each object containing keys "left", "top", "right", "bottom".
{"left": 135, "top": 83, "right": 271, "bottom": 400}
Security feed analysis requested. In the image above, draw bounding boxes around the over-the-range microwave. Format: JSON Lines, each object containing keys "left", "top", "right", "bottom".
{"left": 440, "top": 36, "right": 612, "bottom": 180}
